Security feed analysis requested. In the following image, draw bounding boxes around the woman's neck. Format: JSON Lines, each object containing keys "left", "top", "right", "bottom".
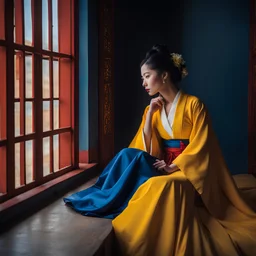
{"left": 160, "top": 84, "right": 179, "bottom": 105}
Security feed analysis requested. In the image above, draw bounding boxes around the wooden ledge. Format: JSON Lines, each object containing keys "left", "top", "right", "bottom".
{"left": 0, "top": 163, "right": 100, "bottom": 231}
{"left": 233, "top": 174, "right": 256, "bottom": 189}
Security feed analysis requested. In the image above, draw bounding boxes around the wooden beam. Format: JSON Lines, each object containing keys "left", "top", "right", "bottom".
{"left": 98, "top": 0, "right": 115, "bottom": 168}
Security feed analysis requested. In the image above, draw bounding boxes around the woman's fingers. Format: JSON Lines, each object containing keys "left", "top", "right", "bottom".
{"left": 154, "top": 102, "right": 162, "bottom": 108}
{"left": 153, "top": 159, "right": 174, "bottom": 174}
{"left": 152, "top": 97, "right": 163, "bottom": 104}
{"left": 158, "top": 97, "right": 165, "bottom": 105}
{"left": 153, "top": 160, "right": 166, "bottom": 169}
{"left": 150, "top": 97, "right": 163, "bottom": 111}
{"left": 157, "top": 164, "right": 166, "bottom": 170}
{"left": 153, "top": 159, "right": 161, "bottom": 166}
{"left": 153, "top": 159, "right": 164, "bottom": 165}
{"left": 152, "top": 100, "right": 162, "bottom": 107}
{"left": 149, "top": 97, "right": 164, "bottom": 113}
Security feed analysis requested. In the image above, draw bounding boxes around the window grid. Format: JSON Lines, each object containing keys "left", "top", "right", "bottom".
{"left": 0, "top": 0, "right": 77, "bottom": 203}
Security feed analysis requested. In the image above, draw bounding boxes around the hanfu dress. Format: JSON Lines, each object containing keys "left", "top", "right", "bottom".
{"left": 64, "top": 91, "right": 256, "bottom": 255}
{"left": 112, "top": 91, "right": 256, "bottom": 256}
{"left": 63, "top": 92, "right": 185, "bottom": 219}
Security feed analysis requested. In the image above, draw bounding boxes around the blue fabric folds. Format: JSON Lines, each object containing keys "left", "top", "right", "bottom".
{"left": 63, "top": 148, "right": 161, "bottom": 219}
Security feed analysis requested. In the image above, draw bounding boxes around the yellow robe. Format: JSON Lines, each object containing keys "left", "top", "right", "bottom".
{"left": 112, "top": 91, "right": 256, "bottom": 256}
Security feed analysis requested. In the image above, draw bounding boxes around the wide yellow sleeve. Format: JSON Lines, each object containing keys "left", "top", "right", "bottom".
{"left": 172, "top": 99, "right": 212, "bottom": 194}
{"left": 128, "top": 106, "right": 162, "bottom": 158}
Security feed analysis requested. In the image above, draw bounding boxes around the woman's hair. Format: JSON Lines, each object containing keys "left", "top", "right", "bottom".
{"left": 140, "top": 44, "right": 188, "bottom": 84}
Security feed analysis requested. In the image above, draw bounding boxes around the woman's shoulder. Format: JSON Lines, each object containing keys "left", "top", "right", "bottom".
{"left": 182, "top": 92, "right": 206, "bottom": 110}
{"left": 184, "top": 93, "right": 204, "bottom": 105}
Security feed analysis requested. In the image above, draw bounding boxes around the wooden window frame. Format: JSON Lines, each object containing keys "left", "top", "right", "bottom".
{"left": 0, "top": 0, "right": 79, "bottom": 204}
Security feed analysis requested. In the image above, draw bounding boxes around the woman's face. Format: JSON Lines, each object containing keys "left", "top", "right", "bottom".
{"left": 141, "top": 64, "right": 164, "bottom": 96}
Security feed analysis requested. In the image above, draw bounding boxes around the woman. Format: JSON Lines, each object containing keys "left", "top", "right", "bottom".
{"left": 65, "top": 45, "right": 256, "bottom": 255}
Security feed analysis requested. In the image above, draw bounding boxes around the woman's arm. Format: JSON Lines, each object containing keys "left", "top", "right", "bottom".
{"left": 143, "top": 110, "right": 153, "bottom": 152}
{"left": 143, "top": 96, "right": 164, "bottom": 153}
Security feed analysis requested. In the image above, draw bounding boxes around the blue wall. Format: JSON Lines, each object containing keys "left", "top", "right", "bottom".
{"left": 78, "top": 0, "right": 249, "bottom": 173}
{"left": 114, "top": 0, "right": 250, "bottom": 174}
{"left": 181, "top": 0, "right": 249, "bottom": 174}
{"left": 79, "top": 0, "right": 89, "bottom": 151}
{"left": 79, "top": 0, "right": 98, "bottom": 156}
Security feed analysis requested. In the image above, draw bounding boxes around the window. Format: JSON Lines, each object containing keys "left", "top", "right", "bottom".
{"left": 0, "top": 0, "right": 77, "bottom": 203}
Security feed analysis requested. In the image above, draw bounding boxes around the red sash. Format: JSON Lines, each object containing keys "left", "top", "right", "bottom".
{"left": 163, "top": 141, "right": 187, "bottom": 166}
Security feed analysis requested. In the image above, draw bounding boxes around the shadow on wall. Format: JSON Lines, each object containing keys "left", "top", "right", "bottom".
{"left": 114, "top": 0, "right": 185, "bottom": 152}
{"left": 114, "top": 0, "right": 249, "bottom": 175}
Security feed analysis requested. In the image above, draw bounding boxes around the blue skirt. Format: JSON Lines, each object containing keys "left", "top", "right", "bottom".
{"left": 63, "top": 148, "right": 161, "bottom": 219}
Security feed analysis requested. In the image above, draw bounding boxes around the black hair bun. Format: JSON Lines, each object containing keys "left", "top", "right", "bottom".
{"left": 145, "top": 44, "right": 170, "bottom": 59}
{"left": 151, "top": 44, "right": 170, "bottom": 56}
{"left": 141, "top": 44, "right": 188, "bottom": 82}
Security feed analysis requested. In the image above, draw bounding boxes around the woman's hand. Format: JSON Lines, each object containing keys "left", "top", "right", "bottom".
{"left": 153, "top": 159, "right": 179, "bottom": 174}
{"left": 148, "top": 96, "right": 164, "bottom": 114}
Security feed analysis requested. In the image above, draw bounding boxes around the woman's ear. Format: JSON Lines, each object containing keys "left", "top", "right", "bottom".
{"left": 162, "top": 72, "right": 168, "bottom": 81}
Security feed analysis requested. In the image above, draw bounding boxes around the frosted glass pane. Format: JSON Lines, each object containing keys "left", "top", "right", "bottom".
{"left": 43, "top": 137, "right": 50, "bottom": 176}
{"left": 25, "top": 102, "right": 33, "bottom": 134}
{"left": 43, "top": 101, "right": 50, "bottom": 132}
{"left": 52, "top": 0, "right": 59, "bottom": 52}
{"left": 25, "top": 54, "right": 33, "bottom": 98}
{"left": 53, "top": 60, "right": 59, "bottom": 98}
{"left": 42, "top": 0, "right": 49, "bottom": 50}
{"left": 24, "top": 0, "right": 33, "bottom": 46}
{"left": 53, "top": 135, "right": 59, "bottom": 172}
{"left": 15, "top": 102, "right": 21, "bottom": 136}
{"left": 15, "top": 143, "right": 21, "bottom": 188}
{"left": 26, "top": 140, "right": 34, "bottom": 184}
{"left": 42, "top": 59, "right": 50, "bottom": 98}
{"left": 53, "top": 100, "right": 59, "bottom": 129}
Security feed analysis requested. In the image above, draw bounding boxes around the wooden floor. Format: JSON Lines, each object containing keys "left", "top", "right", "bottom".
{"left": 1, "top": 173, "right": 255, "bottom": 256}
{"left": 0, "top": 177, "right": 113, "bottom": 256}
